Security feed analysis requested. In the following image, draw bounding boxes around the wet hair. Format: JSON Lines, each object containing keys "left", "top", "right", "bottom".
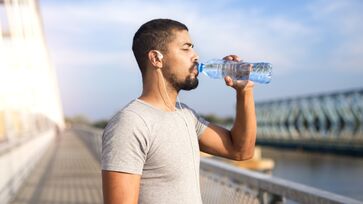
{"left": 132, "top": 19, "right": 188, "bottom": 77}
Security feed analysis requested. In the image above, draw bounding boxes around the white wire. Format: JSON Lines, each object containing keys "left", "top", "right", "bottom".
{"left": 158, "top": 72, "right": 200, "bottom": 193}
{"left": 176, "top": 95, "right": 200, "bottom": 192}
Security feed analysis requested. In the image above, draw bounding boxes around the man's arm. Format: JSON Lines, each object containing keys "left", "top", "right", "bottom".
{"left": 102, "top": 170, "right": 141, "bottom": 204}
{"left": 199, "top": 55, "right": 256, "bottom": 161}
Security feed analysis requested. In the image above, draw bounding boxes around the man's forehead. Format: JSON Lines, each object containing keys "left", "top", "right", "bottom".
{"left": 172, "top": 30, "right": 193, "bottom": 45}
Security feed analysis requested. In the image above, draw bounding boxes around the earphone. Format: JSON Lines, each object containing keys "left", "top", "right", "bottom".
{"left": 155, "top": 50, "right": 163, "bottom": 60}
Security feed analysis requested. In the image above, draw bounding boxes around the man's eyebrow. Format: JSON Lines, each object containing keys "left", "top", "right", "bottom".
{"left": 183, "top": 42, "right": 194, "bottom": 48}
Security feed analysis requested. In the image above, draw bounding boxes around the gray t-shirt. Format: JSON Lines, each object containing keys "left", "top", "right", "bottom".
{"left": 102, "top": 99, "right": 209, "bottom": 204}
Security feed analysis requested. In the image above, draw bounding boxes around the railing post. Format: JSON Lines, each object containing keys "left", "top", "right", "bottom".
{"left": 258, "top": 190, "right": 284, "bottom": 204}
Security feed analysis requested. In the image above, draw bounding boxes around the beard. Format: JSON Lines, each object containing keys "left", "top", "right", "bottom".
{"left": 162, "top": 67, "right": 199, "bottom": 92}
{"left": 180, "top": 75, "right": 199, "bottom": 91}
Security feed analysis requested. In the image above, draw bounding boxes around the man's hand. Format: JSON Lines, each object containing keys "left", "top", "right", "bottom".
{"left": 222, "top": 55, "right": 254, "bottom": 91}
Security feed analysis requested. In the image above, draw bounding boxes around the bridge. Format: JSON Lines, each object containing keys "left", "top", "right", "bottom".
{"left": 256, "top": 89, "right": 363, "bottom": 155}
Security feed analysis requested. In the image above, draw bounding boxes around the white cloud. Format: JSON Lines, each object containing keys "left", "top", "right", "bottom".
{"left": 41, "top": 0, "right": 319, "bottom": 76}
{"left": 306, "top": 0, "right": 363, "bottom": 73}
{"left": 41, "top": 0, "right": 363, "bottom": 72}
{"left": 39, "top": 0, "right": 363, "bottom": 119}
{"left": 329, "top": 39, "right": 363, "bottom": 72}
{"left": 50, "top": 47, "right": 134, "bottom": 68}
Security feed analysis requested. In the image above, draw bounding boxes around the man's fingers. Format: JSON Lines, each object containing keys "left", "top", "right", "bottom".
{"left": 230, "top": 55, "right": 241, "bottom": 62}
{"left": 224, "top": 76, "right": 234, "bottom": 86}
{"left": 225, "top": 76, "right": 255, "bottom": 91}
{"left": 235, "top": 80, "right": 248, "bottom": 87}
{"left": 223, "top": 55, "right": 241, "bottom": 62}
{"left": 223, "top": 56, "right": 233, "bottom": 61}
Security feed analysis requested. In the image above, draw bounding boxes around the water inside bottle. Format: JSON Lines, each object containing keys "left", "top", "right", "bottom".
{"left": 199, "top": 60, "right": 272, "bottom": 83}
{"left": 203, "top": 63, "right": 224, "bottom": 79}
{"left": 249, "top": 63, "right": 272, "bottom": 84}
{"left": 223, "top": 63, "right": 250, "bottom": 81}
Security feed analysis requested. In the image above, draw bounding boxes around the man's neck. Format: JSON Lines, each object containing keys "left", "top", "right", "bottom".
{"left": 139, "top": 77, "right": 178, "bottom": 112}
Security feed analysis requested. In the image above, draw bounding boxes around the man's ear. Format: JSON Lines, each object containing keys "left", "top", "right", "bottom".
{"left": 148, "top": 50, "right": 163, "bottom": 69}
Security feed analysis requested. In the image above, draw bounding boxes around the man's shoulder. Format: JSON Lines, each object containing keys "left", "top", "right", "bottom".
{"left": 177, "top": 102, "right": 197, "bottom": 116}
{"left": 105, "top": 99, "right": 160, "bottom": 130}
{"left": 177, "top": 102, "right": 191, "bottom": 110}
{"left": 102, "top": 100, "right": 148, "bottom": 139}
{"left": 107, "top": 100, "right": 145, "bottom": 124}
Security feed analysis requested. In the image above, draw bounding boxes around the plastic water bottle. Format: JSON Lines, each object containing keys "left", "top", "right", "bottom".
{"left": 197, "top": 59, "right": 272, "bottom": 84}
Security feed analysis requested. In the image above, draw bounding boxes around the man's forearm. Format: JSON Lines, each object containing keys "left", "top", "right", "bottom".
{"left": 230, "top": 88, "right": 256, "bottom": 160}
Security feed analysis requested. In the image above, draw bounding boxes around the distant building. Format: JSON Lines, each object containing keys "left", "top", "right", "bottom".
{"left": 0, "top": 0, "right": 64, "bottom": 202}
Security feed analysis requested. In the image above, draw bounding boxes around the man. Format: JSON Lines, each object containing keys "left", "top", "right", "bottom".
{"left": 102, "top": 19, "right": 256, "bottom": 204}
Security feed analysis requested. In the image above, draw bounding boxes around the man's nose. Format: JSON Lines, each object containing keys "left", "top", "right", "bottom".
{"left": 193, "top": 52, "right": 199, "bottom": 62}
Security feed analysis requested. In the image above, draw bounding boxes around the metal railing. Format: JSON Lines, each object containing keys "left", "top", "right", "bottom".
{"left": 75, "top": 125, "right": 363, "bottom": 204}
{"left": 200, "top": 157, "right": 362, "bottom": 204}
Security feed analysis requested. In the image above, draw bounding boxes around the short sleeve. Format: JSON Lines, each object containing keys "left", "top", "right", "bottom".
{"left": 101, "top": 110, "right": 150, "bottom": 175}
{"left": 180, "top": 103, "right": 210, "bottom": 139}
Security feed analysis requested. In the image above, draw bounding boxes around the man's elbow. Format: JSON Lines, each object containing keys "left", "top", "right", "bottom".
{"left": 232, "top": 150, "right": 254, "bottom": 161}
{"left": 230, "top": 141, "right": 256, "bottom": 161}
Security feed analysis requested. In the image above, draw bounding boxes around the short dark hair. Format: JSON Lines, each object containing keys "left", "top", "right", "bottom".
{"left": 132, "top": 19, "right": 188, "bottom": 76}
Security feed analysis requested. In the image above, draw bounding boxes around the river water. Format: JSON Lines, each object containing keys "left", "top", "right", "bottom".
{"left": 260, "top": 146, "right": 363, "bottom": 201}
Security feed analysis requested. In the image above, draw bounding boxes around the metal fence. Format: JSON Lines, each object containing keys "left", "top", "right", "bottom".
{"left": 75, "top": 125, "right": 363, "bottom": 204}
{"left": 200, "top": 157, "right": 362, "bottom": 204}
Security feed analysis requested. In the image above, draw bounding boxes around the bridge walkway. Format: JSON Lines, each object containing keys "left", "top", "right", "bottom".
{"left": 10, "top": 129, "right": 102, "bottom": 204}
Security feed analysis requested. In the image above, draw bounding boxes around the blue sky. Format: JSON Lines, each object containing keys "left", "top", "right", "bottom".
{"left": 39, "top": 0, "right": 363, "bottom": 121}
